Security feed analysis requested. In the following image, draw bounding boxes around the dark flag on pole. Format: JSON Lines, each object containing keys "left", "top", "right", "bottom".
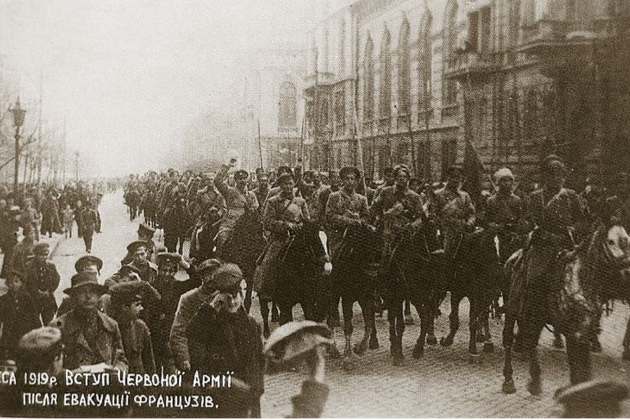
{"left": 462, "top": 137, "right": 485, "bottom": 206}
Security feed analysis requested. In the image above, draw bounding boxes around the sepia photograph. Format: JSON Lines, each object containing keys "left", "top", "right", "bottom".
{"left": 0, "top": 0, "right": 629, "bottom": 417}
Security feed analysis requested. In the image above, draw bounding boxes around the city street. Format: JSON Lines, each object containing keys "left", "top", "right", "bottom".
{"left": 45, "top": 191, "right": 630, "bottom": 418}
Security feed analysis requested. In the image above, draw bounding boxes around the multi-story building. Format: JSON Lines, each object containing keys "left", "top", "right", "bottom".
{"left": 305, "top": 0, "right": 630, "bottom": 187}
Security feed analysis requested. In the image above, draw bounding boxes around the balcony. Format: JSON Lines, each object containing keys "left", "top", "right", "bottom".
{"left": 518, "top": 19, "right": 611, "bottom": 57}
{"left": 443, "top": 51, "right": 498, "bottom": 84}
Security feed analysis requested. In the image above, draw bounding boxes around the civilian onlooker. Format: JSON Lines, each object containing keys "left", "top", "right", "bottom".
{"left": 24, "top": 243, "right": 60, "bottom": 325}
{"left": 20, "top": 198, "right": 41, "bottom": 241}
{"left": 61, "top": 203, "right": 75, "bottom": 239}
{"left": 9, "top": 224, "right": 36, "bottom": 277}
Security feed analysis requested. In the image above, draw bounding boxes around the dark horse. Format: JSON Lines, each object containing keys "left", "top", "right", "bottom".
{"left": 221, "top": 209, "right": 267, "bottom": 315}
{"left": 384, "top": 219, "right": 442, "bottom": 366}
{"left": 437, "top": 228, "right": 505, "bottom": 361}
{"left": 327, "top": 224, "right": 382, "bottom": 369}
{"left": 273, "top": 221, "right": 331, "bottom": 327}
{"left": 502, "top": 220, "right": 630, "bottom": 395}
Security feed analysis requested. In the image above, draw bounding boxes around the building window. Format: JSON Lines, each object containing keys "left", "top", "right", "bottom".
{"left": 320, "top": 98, "right": 329, "bottom": 130}
{"left": 480, "top": 7, "right": 491, "bottom": 54}
{"left": 418, "top": 12, "right": 433, "bottom": 115}
{"left": 444, "top": 0, "right": 459, "bottom": 106}
{"left": 380, "top": 28, "right": 392, "bottom": 122}
{"left": 278, "top": 81, "right": 297, "bottom": 129}
{"left": 441, "top": 138, "right": 458, "bottom": 179}
{"left": 334, "top": 89, "right": 345, "bottom": 133}
{"left": 509, "top": 0, "right": 521, "bottom": 50}
{"left": 339, "top": 18, "right": 346, "bottom": 76}
{"left": 364, "top": 36, "right": 375, "bottom": 122}
{"left": 398, "top": 19, "right": 411, "bottom": 117}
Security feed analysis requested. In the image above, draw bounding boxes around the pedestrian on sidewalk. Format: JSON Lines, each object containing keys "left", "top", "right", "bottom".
{"left": 61, "top": 204, "right": 75, "bottom": 239}
{"left": 9, "top": 224, "right": 36, "bottom": 277}
{"left": 80, "top": 200, "right": 99, "bottom": 253}
{"left": 0, "top": 205, "right": 20, "bottom": 280}
{"left": 24, "top": 243, "right": 60, "bottom": 325}
{"left": 20, "top": 198, "right": 41, "bottom": 241}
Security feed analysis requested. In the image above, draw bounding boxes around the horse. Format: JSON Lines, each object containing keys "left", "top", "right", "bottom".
{"left": 221, "top": 208, "right": 267, "bottom": 315}
{"left": 327, "top": 223, "right": 382, "bottom": 369}
{"left": 384, "top": 219, "right": 442, "bottom": 366}
{"left": 272, "top": 221, "right": 331, "bottom": 328}
{"left": 501, "top": 219, "right": 630, "bottom": 395}
{"left": 436, "top": 228, "right": 505, "bottom": 361}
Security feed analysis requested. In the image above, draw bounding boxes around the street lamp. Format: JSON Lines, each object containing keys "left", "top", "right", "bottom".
{"left": 11, "top": 98, "right": 26, "bottom": 192}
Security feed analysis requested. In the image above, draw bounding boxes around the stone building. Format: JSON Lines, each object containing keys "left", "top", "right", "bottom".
{"left": 304, "top": 0, "right": 630, "bottom": 186}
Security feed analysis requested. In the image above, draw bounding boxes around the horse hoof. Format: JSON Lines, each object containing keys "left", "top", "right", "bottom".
{"left": 440, "top": 337, "right": 454, "bottom": 347}
{"left": 353, "top": 342, "right": 368, "bottom": 356}
{"left": 328, "top": 346, "right": 341, "bottom": 359}
{"left": 502, "top": 380, "right": 516, "bottom": 394}
{"left": 591, "top": 340, "right": 602, "bottom": 353}
{"left": 369, "top": 337, "right": 380, "bottom": 350}
{"left": 271, "top": 313, "right": 279, "bottom": 323}
{"left": 412, "top": 345, "right": 424, "bottom": 359}
{"left": 426, "top": 335, "right": 438, "bottom": 346}
{"left": 263, "top": 328, "right": 271, "bottom": 339}
{"left": 483, "top": 343, "right": 495, "bottom": 353}
{"left": 405, "top": 316, "right": 414, "bottom": 326}
{"left": 342, "top": 358, "right": 356, "bottom": 371}
{"left": 553, "top": 337, "right": 565, "bottom": 350}
{"left": 469, "top": 353, "right": 481, "bottom": 364}
{"left": 527, "top": 381, "right": 542, "bottom": 396}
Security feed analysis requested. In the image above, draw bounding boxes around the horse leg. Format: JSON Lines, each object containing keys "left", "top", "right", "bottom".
{"left": 342, "top": 297, "right": 356, "bottom": 370}
{"left": 566, "top": 334, "right": 592, "bottom": 385}
{"left": 440, "top": 292, "right": 461, "bottom": 347}
{"left": 501, "top": 311, "right": 517, "bottom": 394}
{"left": 278, "top": 302, "right": 293, "bottom": 325}
{"left": 259, "top": 297, "right": 271, "bottom": 338}
{"left": 468, "top": 297, "right": 481, "bottom": 363}
{"left": 391, "top": 300, "right": 405, "bottom": 366}
{"left": 404, "top": 298, "right": 414, "bottom": 325}
{"left": 525, "top": 324, "right": 544, "bottom": 396}
{"left": 413, "top": 302, "right": 429, "bottom": 359}
{"left": 553, "top": 328, "right": 565, "bottom": 349}
{"left": 355, "top": 297, "right": 374, "bottom": 355}
{"left": 271, "top": 301, "right": 280, "bottom": 323}
{"left": 482, "top": 308, "right": 494, "bottom": 353}
{"left": 426, "top": 295, "right": 438, "bottom": 345}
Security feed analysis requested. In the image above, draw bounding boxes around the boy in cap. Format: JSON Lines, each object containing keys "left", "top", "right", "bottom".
{"left": 0, "top": 272, "right": 42, "bottom": 360}
{"left": 24, "top": 243, "right": 60, "bottom": 325}
{"left": 50, "top": 272, "right": 128, "bottom": 372}
{"left": 108, "top": 282, "right": 156, "bottom": 374}
{"left": 188, "top": 263, "right": 264, "bottom": 416}
{"left": 169, "top": 258, "right": 222, "bottom": 372}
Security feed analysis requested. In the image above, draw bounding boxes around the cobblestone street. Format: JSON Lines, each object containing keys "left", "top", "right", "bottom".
{"left": 34, "top": 192, "right": 630, "bottom": 417}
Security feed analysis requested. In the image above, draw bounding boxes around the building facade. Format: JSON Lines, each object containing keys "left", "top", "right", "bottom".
{"left": 304, "top": 0, "right": 630, "bottom": 186}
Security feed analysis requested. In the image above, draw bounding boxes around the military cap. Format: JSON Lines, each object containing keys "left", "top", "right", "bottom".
{"left": 207, "top": 263, "right": 243, "bottom": 293}
{"left": 126, "top": 240, "right": 148, "bottom": 254}
{"left": 556, "top": 380, "right": 629, "bottom": 418}
{"left": 198, "top": 258, "right": 222, "bottom": 276}
{"left": 494, "top": 167, "right": 514, "bottom": 181}
{"left": 157, "top": 252, "right": 181, "bottom": 266}
{"left": 234, "top": 169, "right": 249, "bottom": 180}
{"left": 9, "top": 206, "right": 20, "bottom": 214}
{"left": 277, "top": 166, "right": 293, "bottom": 177}
{"left": 340, "top": 166, "right": 361, "bottom": 180}
{"left": 137, "top": 223, "right": 156, "bottom": 238}
{"left": 18, "top": 327, "right": 63, "bottom": 360}
{"left": 33, "top": 243, "right": 50, "bottom": 256}
{"left": 75, "top": 255, "right": 103, "bottom": 273}
{"left": 64, "top": 272, "right": 108, "bottom": 295}
{"left": 393, "top": 164, "right": 411, "bottom": 178}
{"left": 263, "top": 321, "right": 333, "bottom": 364}
{"left": 277, "top": 173, "right": 295, "bottom": 185}
{"left": 109, "top": 282, "right": 143, "bottom": 306}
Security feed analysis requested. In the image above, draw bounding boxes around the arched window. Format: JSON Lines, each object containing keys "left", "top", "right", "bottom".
{"left": 363, "top": 36, "right": 375, "bottom": 122}
{"left": 398, "top": 19, "right": 411, "bottom": 117}
{"left": 278, "top": 82, "right": 297, "bottom": 129}
{"left": 443, "top": 0, "right": 459, "bottom": 106}
{"left": 380, "top": 28, "right": 392, "bottom": 121}
{"left": 418, "top": 12, "right": 433, "bottom": 114}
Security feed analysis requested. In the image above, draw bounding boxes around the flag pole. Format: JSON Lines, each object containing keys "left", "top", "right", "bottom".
{"left": 257, "top": 119, "right": 264, "bottom": 171}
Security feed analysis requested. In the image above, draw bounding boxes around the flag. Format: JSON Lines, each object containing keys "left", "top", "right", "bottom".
{"left": 462, "top": 137, "right": 485, "bottom": 204}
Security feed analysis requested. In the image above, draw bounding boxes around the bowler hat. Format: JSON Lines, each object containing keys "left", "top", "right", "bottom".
{"left": 263, "top": 321, "right": 333, "bottom": 364}
{"left": 157, "top": 252, "right": 180, "bottom": 266}
{"left": 126, "top": 240, "right": 148, "bottom": 254}
{"left": 33, "top": 243, "right": 50, "bottom": 256}
{"left": 207, "top": 263, "right": 242, "bottom": 293}
{"left": 64, "top": 272, "right": 108, "bottom": 295}
{"left": 109, "top": 282, "right": 143, "bottom": 307}
{"left": 75, "top": 255, "right": 103, "bottom": 273}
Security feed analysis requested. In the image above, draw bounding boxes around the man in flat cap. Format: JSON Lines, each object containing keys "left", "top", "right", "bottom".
{"left": 121, "top": 224, "right": 158, "bottom": 265}
{"left": 127, "top": 240, "right": 158, "bottom": 284}
{"left": 50, "top": 272, "right": 128, "bottom": 372}
{"left": 214, "top": 158, "right": 259, "bottom": 258}
{"left": 187, "top": 263, "right": 264, "bottom": 417}
{"left": 24, "top": 242, "right": 60, "bottom": 325}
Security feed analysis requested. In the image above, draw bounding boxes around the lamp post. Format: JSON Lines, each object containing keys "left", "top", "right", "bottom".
{"left": 11, "top": 98, "right": 26, "bottom": 193}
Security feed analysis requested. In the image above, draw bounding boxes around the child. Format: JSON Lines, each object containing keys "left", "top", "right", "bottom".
{"left": 107, "top": 282, "right": 156, "bottom": 374}
{"left": 0, "top": 272, "right": 42, "bottom": 360}
{"left": 61, "top": 204, "right": 75, "bottom": 239}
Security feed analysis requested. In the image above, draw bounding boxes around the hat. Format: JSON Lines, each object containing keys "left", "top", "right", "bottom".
{"left": 542, "top": 155, "right": 567, "bottom": 175}
{"left": 75, "top": 255, "right": 103, "bottom": 273}
{"left": 157, "top": 252, "right": 180, "bottom": 266}
{"left": 393, "top": 164, "right": 411, "bottom": 178}
{"left": 277, "top": 166, "right": 293, "bottom": 177}
{"left": 340, "top": 166, "right": 361, "bottom": 180}
{"left": 63, "top": 272, "right": 108, "bottom": 295}
{"left": 198, "top": 258, "right": 222, "bottom": 276}
{"left": 277, "top": 173, "right": 295, "bottom": 185}
{"left": 556, "top": 380, "right": 629, "bottom": 418}
{"left": 18, "top": 327, "right": 63, "bottom": 359}
{"left": 126, "top": 240, "right": 148, "bottom": 254}
{"left": 206, "top": 263, "right": 242, "bottom": 293}
{"left": 108, "top": 282, "right": 143, "bottom": 306}
{"left": 33, "top": 243, "right": 50, "bottom": 256}
{"left": 119, "top": 264, "right": 140, "bottom": 275}
{"left": 234, "top": 170, "right": 249, "bottom": 180}
{"left": 494, "top": 167, "right": 514, "bottom": 181}
{"left": 137, "top": 224, "right": 156, "bottom": 238}
{"left": 263, "top": 321, "right": 333, "bottom": 364}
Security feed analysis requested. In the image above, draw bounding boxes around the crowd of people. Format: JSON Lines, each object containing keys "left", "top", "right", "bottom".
{"left": 0, "top": 155, "right": 629, "bottom": 417}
